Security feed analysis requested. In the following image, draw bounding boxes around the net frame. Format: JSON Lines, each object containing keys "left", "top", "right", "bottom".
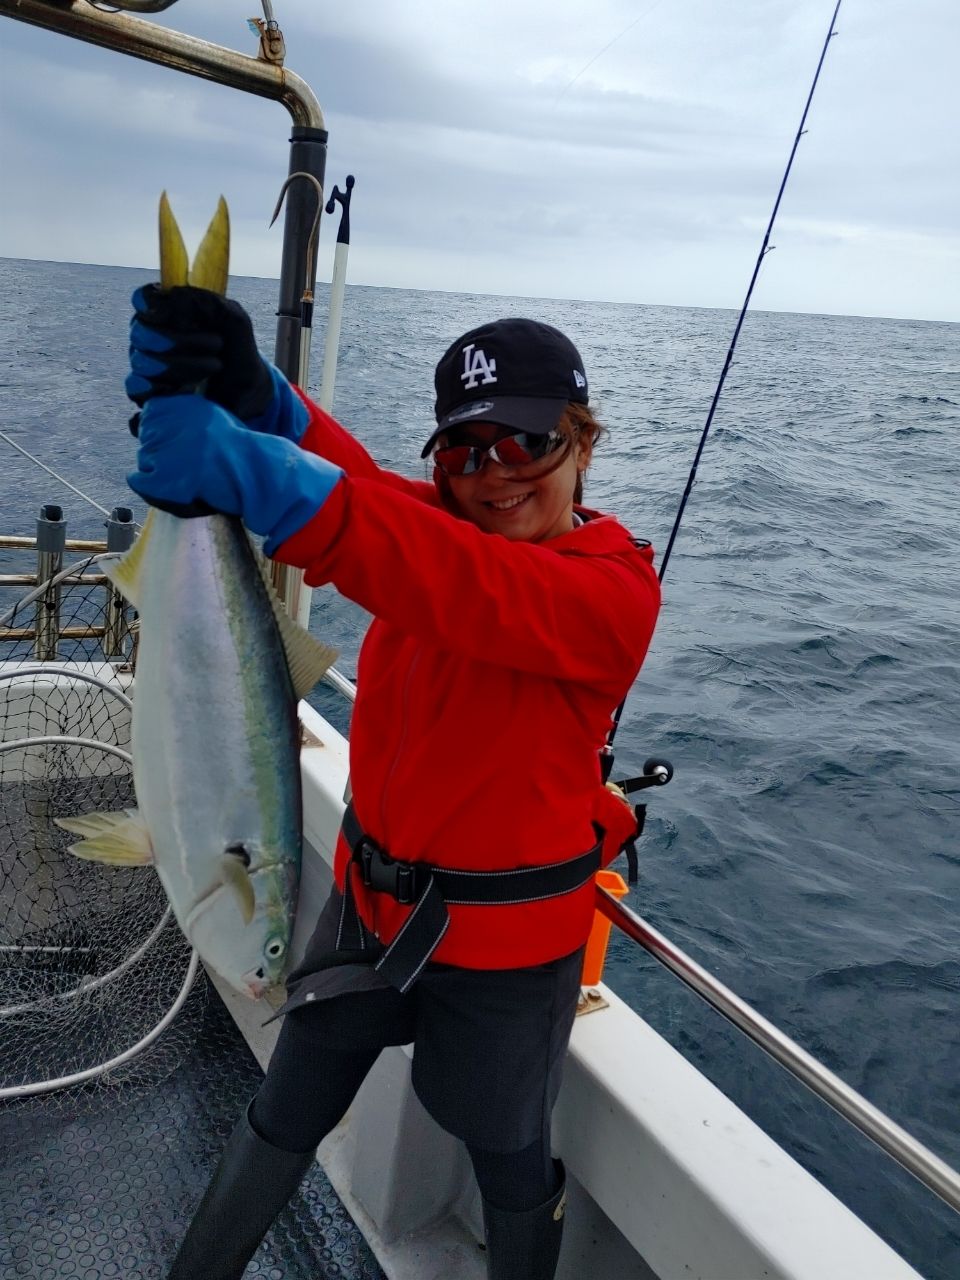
{"left": 0, "top": 564, "right": 202, "bottom": 1105}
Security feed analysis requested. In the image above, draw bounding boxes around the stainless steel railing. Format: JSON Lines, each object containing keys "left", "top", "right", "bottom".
{"left": 0, "top": 0, "right": 323, "bottom": 128}
{"left": 308, "top": 658, "right": 960, "bottom": 1214}
{"left": 597, "top": 888, "right": 960, "bottom": 1214}
{"left": 0, "top": 507, "right": 136, "bottom": 660}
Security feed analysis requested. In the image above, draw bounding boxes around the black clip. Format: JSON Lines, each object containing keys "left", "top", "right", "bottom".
{"left": 358, "top": 840, "right": 418, "bottom": 905}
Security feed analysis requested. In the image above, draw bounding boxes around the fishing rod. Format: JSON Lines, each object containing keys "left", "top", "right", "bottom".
{"left": 588, "top": 4, "right": 960, "bottom": 1213}
{"left": 603, "top": 0, "right": 842, "bottom": 767}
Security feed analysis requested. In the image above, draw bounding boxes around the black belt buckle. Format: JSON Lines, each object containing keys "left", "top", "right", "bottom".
{"left": 358, "top": 839, "right": 418, "bottom": 906}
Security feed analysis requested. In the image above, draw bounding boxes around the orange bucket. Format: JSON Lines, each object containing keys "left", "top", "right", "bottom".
{"left": 581, "top": 870, "right": 629, "bottom": 986}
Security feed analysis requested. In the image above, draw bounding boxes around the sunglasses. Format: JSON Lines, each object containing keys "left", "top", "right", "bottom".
{"left": 432, "top": 429, "right": 566, "bottom": 477}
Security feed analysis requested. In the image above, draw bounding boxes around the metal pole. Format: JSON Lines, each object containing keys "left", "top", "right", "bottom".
{"left": 596, "top": 888, "right": 960, "bottom": 1214}
{"left": 271, "top": 127, "right": 329, "bottom": 617}
{"left": 34, "top": 504, "right": 66, "bottom": 661}
{"left": 0, "top": 1, "right": 324, "bottom": 127}
{"left": 0, "top": 536, "right": 106, "bottom": 551}
{"left": 273, "top": 130, "right": 328, "bottom": 382}
{"left": 102, "top": 505, "right": 135, "bottom": 658}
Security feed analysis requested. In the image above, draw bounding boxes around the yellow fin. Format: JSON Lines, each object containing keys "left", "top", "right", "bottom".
{"left": 101, "top": 507, "right": 154, "bottom": 608}
{"left": 159, "top": 191, "right": 189, "bottom": 291}
{"left": 218, "top": 853, "right": 255, "bottom": 925}
{"left": 189, "top": 196, "right": 230, "bottom": 297}
{"left": 253, "top": 547, "right": 339, "bottom": 699}
{"left": 56, "top": 809, "right": 154, "bottom": 866}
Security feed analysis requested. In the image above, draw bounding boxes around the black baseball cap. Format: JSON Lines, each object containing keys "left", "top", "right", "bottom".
{"left": 422, "top": 318, "right": 589, "bottom": 458}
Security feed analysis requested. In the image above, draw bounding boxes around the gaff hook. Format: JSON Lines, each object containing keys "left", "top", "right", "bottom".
{"left": 270, "top": 171, "right": 325, "bottom": 296}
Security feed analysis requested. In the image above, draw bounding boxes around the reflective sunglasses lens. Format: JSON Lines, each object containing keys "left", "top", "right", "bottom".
{"left": 496, "top": 431, "right": 564, "bottom": 466}
{"left": 492, "top": 434, "right": 539, "bottom": 466}
{"left": 434, "top": 429, "right": 565, "bottom": 475}
{"left": 433, "top": 444, "right": 477, "bottom": 476}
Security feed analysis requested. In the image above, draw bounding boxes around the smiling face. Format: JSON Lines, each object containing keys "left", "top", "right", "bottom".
{"left": 438, "top": 420, "right": 592, "bottom": 542}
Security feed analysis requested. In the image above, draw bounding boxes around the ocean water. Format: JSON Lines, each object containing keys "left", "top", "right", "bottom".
{"left": 1, "top": 256, "right": 958, "bottom": 1278}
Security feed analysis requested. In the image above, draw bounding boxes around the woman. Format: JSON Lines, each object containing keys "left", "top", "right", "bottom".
{"left": 126, "top": 294, "right": 661, "bottom": 1280}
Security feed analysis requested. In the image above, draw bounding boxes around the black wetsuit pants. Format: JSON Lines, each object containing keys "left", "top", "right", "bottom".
{"left": 251, "top": 982, "right": 569, "bottom": 1211}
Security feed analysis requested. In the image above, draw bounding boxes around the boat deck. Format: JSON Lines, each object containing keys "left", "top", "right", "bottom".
{"left": 0, "top": 972, "right": 385, "bottom": 1280}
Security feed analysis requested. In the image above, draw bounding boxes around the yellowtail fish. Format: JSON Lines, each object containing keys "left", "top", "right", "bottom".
{"left": 56, "top": 195, "right": 337, "bottom": 997}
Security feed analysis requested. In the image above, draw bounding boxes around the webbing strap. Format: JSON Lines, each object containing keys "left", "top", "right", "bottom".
{"left": 338, "top": 804, "right": 601, "bottom": 992}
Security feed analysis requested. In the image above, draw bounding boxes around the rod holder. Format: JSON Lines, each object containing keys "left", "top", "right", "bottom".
{"left": 103, "top": 506, "right": 135, "bottom": 658}
{"left": 34, "top": 504, "right": 66, "bottom": 661}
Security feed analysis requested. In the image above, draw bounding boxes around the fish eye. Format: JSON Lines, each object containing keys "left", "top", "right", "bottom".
{"left": 265, "top": 938, "right": 285, "bottom": 960}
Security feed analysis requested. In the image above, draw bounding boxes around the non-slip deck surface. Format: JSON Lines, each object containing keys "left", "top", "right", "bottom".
{"left": 0, "top": 975, "right": 385, "bottom": 1279}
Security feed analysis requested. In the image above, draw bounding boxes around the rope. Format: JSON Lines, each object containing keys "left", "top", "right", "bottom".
{"left": 0, "top": 430, "right": 115, "bottom": 520}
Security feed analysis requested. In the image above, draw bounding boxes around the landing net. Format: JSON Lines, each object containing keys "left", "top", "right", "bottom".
{"left": 0, "top": 564, "right": 203, "bottom": 1108}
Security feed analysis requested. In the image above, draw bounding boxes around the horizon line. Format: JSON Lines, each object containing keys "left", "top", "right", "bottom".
{"left": 1, "top": 254, "right": 955, "bottom": 328}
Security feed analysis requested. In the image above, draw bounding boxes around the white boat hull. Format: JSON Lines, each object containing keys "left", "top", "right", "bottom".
{"left": 235, "top": 700, "right": 920, "bottom": 1280}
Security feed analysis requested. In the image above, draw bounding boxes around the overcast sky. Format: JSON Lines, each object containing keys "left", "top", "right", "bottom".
{"left": 1, "top": 0, "right": 957, "bottom": 321}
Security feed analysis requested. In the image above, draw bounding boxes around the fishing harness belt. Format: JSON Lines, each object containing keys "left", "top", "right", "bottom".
{"left": 336, "top": 802, "right": 602, "bottom": 992}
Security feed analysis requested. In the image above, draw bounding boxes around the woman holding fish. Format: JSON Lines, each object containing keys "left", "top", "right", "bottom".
{"left": 125, "top": 289, "right": 660, "bottom": 1280}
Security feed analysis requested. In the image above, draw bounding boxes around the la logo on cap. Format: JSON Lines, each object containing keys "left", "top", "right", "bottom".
{"left": 460, "top": 343, "right": 498, "bottom": 389}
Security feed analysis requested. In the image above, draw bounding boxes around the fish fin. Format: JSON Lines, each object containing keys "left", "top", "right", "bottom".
{"left": 278, "top": 614, "right": 340, "bottom": 701}
{"left": 159, "top": 191, "right": 189, "bottom": 291}
{"left": 253, "top": 549, "right": 339, "bottom": 699}
{"left": 100, "top": 507, "right": 155, "bottom": 608}
{"left": 55, "top": 809, "right": 154, "bottom": 866}
{"left": 218, "top": 853, "right": 255, "bottom": 925}
{"left": 189, "top": 196, "right": 230, "bottom": 297}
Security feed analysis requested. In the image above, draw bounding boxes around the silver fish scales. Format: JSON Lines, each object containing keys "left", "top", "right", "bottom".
{"left": 56, "top": 196, "right": 337, "bottom": 997}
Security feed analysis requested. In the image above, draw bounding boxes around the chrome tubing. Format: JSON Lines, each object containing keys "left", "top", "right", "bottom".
{"left": 0, "top": 0, "right": 323, "bottom": 127}
{"left": 93, "top": 0, "right": 181, "bottom": 12}
{"left": 322, "top": 665, "right": 357, "bottom": 704}
{"left": 596, "top": 889, "right": 960, "bottom": 1214}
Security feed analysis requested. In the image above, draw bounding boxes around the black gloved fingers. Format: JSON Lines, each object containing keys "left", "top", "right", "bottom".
{"left": 130, "top": 283, "right": 273, "bottom": 421}
{"left": 126, "top": 343, "right": 224, "bottom": 407}
{"left": 133, "top": 283, "right": 231, "bottom": 331}
{"left": 134, "top": 284, "right": 255, "bottom": 340}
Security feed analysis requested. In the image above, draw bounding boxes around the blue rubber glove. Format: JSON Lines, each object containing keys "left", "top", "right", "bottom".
{"left": 128, "top": 395, "right": 342, "bottom": 553}
{"left": 126, "top": 285, "right": 308, "bottom": 443}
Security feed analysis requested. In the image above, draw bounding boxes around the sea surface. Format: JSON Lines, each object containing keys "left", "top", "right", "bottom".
{"left": 1, "top": 257, "right": 958, "bottom": 1279}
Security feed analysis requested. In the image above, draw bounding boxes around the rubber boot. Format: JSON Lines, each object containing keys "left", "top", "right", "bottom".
{"left": 167, "top": 1102, "right": 316, "bottom": 1280}
{"left": 481, "top": 1161, "right": 567, "bottom": 1280}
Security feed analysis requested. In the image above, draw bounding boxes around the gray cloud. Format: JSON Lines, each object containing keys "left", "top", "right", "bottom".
{"left": 1, "top": 0, "right": 956, "bottom": 320}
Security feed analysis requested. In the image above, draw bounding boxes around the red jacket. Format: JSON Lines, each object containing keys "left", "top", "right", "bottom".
{"left": 276, "top": 398, "right": 661, "bottom": 968}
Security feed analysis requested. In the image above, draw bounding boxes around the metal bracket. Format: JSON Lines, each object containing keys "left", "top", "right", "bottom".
{"left": 576, "top": 987, "right": 609, "bottom": 1017}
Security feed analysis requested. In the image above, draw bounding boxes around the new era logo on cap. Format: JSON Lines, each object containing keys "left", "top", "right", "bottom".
{"left": 423, "top": 318, "right": 589, "bottom": 457}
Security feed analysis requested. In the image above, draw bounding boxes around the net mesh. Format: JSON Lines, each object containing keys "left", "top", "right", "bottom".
{"left": 0, "top": 560, "right": 203, "bottom": 1109}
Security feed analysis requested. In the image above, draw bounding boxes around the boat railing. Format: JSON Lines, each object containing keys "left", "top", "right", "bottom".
{"left": 0, "top": 505, "right": 136, "bottom": 661}
{"left": 304, "top": 660, "right": 960, "bottom": 1213}
{"left": 597, "top": 890, "right": 960, "bottom": 1214}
